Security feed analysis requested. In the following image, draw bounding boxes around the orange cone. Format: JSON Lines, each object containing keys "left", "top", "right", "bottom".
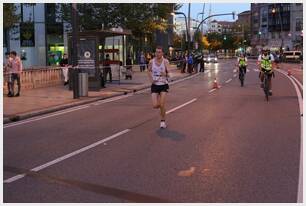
{"left": 213, "top": 78, "right": 220, "bottom": 89}
{"left": 288, "top": 69, "right": 292, "bottom": 76}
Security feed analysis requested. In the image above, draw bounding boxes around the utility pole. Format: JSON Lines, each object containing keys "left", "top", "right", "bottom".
{"left": 188, "top": 3, "right": 191, "bottom": 54}
{"left": 71, "top": 3, "right": 79, "bottom": 99}
{"left": 201, "top": 3, "right": 205, "bottom": 33}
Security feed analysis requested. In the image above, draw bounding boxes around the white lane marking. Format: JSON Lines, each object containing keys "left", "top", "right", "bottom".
{"left": 276, "top": 69, "right": 303, "bottom": 203}
{"left": 4, "top": 129, "right": 131, "bottom": 184}
{"left": 247, "top": 69, "right": 250, "bottom": 72}
{"left": 225, "top": 78, "right": 232, "bottom": 83}
{"left": 253, "top": 69, "right": 259, "bottom": 72}
{"left": 233, "top": 74, "right": 237, "bottom": 78}
{"left": 166, "top": 98, "right": 197, "bottom": 114}
{"left": 290, "top": 75, "right": 303, "bottom": 92}
{"left": 169, "top": 72, "right": 201, "bottom": 86}
{"left": 208, "top": 89, "right": 217, "bottom": 93}
{"left": 4, "top": 105, "right": 90, "bottom": 129}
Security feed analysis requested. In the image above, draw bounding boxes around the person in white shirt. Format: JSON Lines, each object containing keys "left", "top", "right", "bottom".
{"left": 147, "top": 46, "right": 170, "bottom": 129}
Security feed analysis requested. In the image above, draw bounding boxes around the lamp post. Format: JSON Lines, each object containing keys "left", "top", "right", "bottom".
{"left": 71, "top": 3, "right": 79, "bottom": 99}
{"left": 194, "top": 12, "right": 236, "bottom": 53}
{"left": 171, "top": 12, "right": 191, "bottom": 55}
{"left": 195, "top": 12, "right": 236, "bottom": 34}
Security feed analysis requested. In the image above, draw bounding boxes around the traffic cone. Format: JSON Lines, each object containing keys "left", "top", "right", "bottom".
{"left": 288, "top": 69, "right": 292, "bottom": 76}
{"left": 213, "top": 78, "right": 220, "bottom": 89}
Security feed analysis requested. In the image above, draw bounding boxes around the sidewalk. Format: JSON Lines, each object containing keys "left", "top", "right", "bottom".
{"left": 3, "top": 64, "right": 191, "bottom": 123}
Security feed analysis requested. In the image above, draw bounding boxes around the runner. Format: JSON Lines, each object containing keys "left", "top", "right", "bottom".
{"left": 147, "top": 46, "right": 170, "bottom": 129}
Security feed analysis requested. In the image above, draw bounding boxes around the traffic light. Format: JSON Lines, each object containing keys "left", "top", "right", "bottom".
{"left": 224, "top": 35, "right": 227, "bottom": 40}
{"left": 258, "top": 31, "right": 262, "bottom": 35}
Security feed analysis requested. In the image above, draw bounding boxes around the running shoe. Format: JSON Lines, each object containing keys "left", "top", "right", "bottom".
{"left": 160, "top": 121, "right": 167, "bottom": 129}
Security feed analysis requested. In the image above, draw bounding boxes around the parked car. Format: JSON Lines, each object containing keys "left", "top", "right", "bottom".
{"left": 283, "top": 51, "right": 302, "bottom": 63}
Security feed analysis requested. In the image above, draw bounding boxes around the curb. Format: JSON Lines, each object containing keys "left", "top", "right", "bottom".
{"left": 3, "top": 73, "right": 196, "bottom": 124}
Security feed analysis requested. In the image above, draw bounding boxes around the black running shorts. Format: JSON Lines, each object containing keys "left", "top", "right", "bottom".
{"left": 151, "top": 84, "right": 169, "bottom": 94}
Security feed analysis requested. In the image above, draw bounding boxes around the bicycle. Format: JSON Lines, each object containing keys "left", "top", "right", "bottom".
{"left": 238, "top": 66, "right": 246, "bottom": 87}
{"left": 262, "top": 70, "right": 274, "bottom": 101}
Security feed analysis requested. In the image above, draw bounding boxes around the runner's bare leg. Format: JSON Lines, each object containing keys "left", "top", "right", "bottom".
{"left": 152, "top": 93, "right": 160, "bottom": 109}
{"left": 159, "top": 92, "right": 167, "bottom": 120}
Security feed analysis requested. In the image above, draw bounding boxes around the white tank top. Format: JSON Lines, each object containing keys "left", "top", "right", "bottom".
{"left": 152, "top": 58, "right": 168, "bottom": 85}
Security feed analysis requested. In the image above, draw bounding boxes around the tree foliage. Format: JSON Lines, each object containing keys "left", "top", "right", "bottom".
{"left": 3, "top": 4, "right": 20, "bottom": 29}
{"left": 58, "top": 3, "right": 178, "bottom": 36}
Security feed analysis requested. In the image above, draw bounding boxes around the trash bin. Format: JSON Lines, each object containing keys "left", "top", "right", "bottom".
{"left": 78, "top": 72, "right": 88, "bottom": 97}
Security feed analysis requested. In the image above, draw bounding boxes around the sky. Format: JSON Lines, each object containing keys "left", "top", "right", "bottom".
{"left": 178, "top": 3, "right": 251, "bottom": 22}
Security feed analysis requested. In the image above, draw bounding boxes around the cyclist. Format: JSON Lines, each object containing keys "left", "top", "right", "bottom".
{"left": 236, "top": 53, "right": 248, "bottom": 85}
{"left": 257, "top": 47, "right": 275, "bottom": 96}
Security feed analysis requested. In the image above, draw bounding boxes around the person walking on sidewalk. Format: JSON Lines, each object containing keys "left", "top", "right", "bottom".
{"left": 199, "top": 54, "right": 205, "bottom": 72}
{"left": 104, "top": 54, "right": 112, "bottom": 83}
{"left": 187, "top": 54, "right": 193, "bottom": 74}
{"left": 139, "top": 52, "right": 146, "bottom": 72}
{"left": 4, "top": 52, "right": 13, "bottom": 97}
{"left": 147, "top": 46, "right": 170, "bottom": 129}
{"left": 9, "top": 51, "right": 23, "bottom": 97}
{"left": 60, "top": 53, "right": 71, "bottom": 85}
{"left": 125, "top": 54, "right": 133, "bottom": 80}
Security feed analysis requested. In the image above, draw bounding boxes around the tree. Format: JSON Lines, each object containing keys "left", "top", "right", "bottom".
{"left": 3, "top": 4, "right": 20, "bottom": 50}
{"left": 206, "top": 32, "right": 222, "bottom": 51}
{"left": 58, "top": 3, "right": 179, "bottom": 53}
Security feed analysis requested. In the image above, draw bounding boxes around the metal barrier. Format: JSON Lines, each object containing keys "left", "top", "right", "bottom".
{"left": 3, "top": 67, "right": 63, "bottom": 94}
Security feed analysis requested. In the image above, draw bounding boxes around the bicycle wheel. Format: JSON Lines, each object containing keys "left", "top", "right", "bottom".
{"left": 263, "top": 74, "right": 269, "bottom": 101}
{"left": 241, "top": 73, "right": 244, "bottom": 87}
{"left": 239, "top": 71, "right": 244, "bottom": 87}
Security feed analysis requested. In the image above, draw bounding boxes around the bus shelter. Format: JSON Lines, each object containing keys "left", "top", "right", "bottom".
{"left": 68, "top": 28, "right": 132, "bottom": 91}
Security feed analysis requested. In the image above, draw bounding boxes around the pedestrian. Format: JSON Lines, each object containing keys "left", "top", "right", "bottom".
{"left": 187, "top": 54, "right": 193, "bottom": 74}
{"left": 147, "top": 46, "right": 170, "bottom": 129}
{"left": 104, "top": 54, "right": 112, "bottom": 83}
{"left": 4, "top": 52, "right": 13, "bottom": 96}
{"left": 59, "top": 53, "right": 71, "bottom": 85}
{"left": 182, "top": 53, "right": 187, "bottom": 73}
{"left": 126, "top": 54, "right": 133, "bottom": 80}
{"left": 9, "top": 51, "right": 23, "bottom": 97}
{"left": 146, "top": 53, "right": 152, "bottom": 70}
{"left": 139, "top": 51, "right": 146, "bottom": 72}
{"left": 199, "top": 55, "right": 205, "bottom": 72}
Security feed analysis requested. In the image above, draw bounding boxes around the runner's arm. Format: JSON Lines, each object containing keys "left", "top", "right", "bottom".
{"left": 147, "top": 60, "right": 154, "bottom": 83}
{"left": 163, "top": 59, "right": 170, "bottom": 78}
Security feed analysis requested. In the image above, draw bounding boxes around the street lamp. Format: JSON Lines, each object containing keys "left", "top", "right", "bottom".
{"left": 194, "top": 12, "right": 236, "bottom": 52}
{"left": 171, "top": 12, "right": 191, "bottom": 55}
{"left": 71, "top": 3, "right": 79, "bottom": 99}
{"left": 195, "top": 12, "right": 236, "bottom": 35}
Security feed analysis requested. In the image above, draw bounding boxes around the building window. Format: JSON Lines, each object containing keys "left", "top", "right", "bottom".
{"left": 22, "top": 4, "right": 34, "bottom": 22}
{"left": 296, "top": 18, "right": 302, "bottom": 31}
{"left": 282, "top": 4, "right": 290, "bottom": 12}
{"left": 20, "top": 22, "right": 35, "bottom": 47}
